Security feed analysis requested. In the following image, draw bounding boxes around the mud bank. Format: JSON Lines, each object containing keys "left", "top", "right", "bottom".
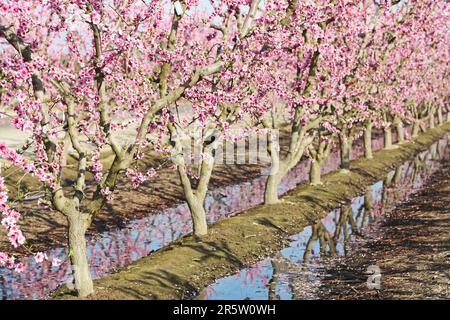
{"left": 316, "top": 161, "right": 450, "bottom": 300}
{"left": 56, "top": 123, "right": 450, "bottom": 300}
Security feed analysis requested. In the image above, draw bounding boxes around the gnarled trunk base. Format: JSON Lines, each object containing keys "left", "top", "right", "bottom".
{"left": 396, "top": 122, "right": 405, "bottom": 144}
{"left": 364, "top": 122, "right": 373, "bottom": 159}
{"left": 429, "top": 114, "right": 435, "bottom": 129}
{"left": 339, "top": 136, "right": 351, "bottom": 171}
{"left": 384, "top": 127, "right": 397, "bottom": 150}
{"left": 437, "top": 107, "right": 443, "bottom": 125}
{"left": 186, "top": 198, "right": 208, "bottom": 236}
{"left": 264, "top": 173, "right": 282, "bottom": 204}
{"left": 310, "top": 160, "right": 323, "bottom": 186}
{"left": 412, "top": 122, "right": 420, "bottom": 138}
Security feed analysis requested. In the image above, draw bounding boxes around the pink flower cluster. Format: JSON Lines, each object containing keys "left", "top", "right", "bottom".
{"left": 0, "top": 154, "right": 61, "bottom": 272}
{"left": 126, "top": 168, "right": 157, "bottom": 189}
{"left": 0, "top": 177, "right": 26, "bottom": 249}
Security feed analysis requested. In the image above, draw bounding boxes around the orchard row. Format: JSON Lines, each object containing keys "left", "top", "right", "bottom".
{"left": 0, "top": 0, "right": 448, "bottom": 297}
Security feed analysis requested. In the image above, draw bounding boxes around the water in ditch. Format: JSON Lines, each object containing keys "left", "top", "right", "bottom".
{"left": 198, "top": 137, "right": 449, "bottom": 300}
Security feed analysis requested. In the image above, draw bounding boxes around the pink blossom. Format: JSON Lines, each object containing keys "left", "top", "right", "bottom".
{"left": 14, "top": 263, "right": 25, "bottom": 273}
{"left": 52, "top": 258, "right": 62, "bottom": 267}
{"left": 34, "top": 252, "right": 48, "bottom": 264}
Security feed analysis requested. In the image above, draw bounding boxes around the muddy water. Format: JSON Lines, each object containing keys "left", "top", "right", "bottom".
{"left": 198, "top": 137, "right": 449, "bottom": 300}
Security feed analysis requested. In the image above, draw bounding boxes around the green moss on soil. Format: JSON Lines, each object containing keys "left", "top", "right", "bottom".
{"left": 55, "top": 122, "right": 450, "bottom": 300}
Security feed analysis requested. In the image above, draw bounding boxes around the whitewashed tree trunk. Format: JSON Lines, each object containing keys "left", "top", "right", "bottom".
{"left": 364, "top": 121, "right": 373, "bottom": 159}
{"left": 384, "top": 126, "right": 394, "bottom": 149}
{"left": 263, "top": 129, "right": 314, "bottom": 204}
{"left": 309, "top": 139, "right": 332, "bottom": 186}
{"left": 437, "top": 106, "right": 443, "bottom": 125}
{"left": 264, "top": 171, "right": 283, "bottom": 205}
{"left": 67, "top": 213, "right": 93, "bottom": 297}
{"left": 396, "top": 121, "right": 405, "bottom": 143}
{"left": 429, "top": 112, "right": 435, "bottom": 129}
{"left": 264, "top": 129, "right": 284, "bottom": 204}
{"left": 309, "top": 160, "right": 323, "bottom": 186}
{"left": 339, "top": 135, "right": 351, "bottom": 171}
{"left": 177, "top": 155, "right": 213, "bottom": 236}
{"left": 185, "top": 193, "right": 208, "bottom": 236}
{"left": 412, "top": 121, "right": 420, "bottom": 138}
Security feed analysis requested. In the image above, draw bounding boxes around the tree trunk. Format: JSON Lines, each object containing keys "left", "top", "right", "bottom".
{"left": 364, "top": 121, "right": 373, "bottom": 159}
{"left": 68, "top": 214, "right": 94, "bottom": 298}
{"left": 384, "top": 126, "right": 393, "bottom": 149}
{"left": 447, "top": 110, "right": 450, "bottom": 122}
{"left": 173, "top": 131, "right": 215, "bottom": 237}
{"left": 396, "top": 121, "right": 405, "bottom": 143}
{"left": 262, "top": 127, "right": 313, "bottom": 205}
{"left": 412, "top": 122, "right": 420, "bottom": 138}
{"left": 437, "top": 107, "right": 443, "bottom": 125}
{"left": 339, "top": 135, "right": 351, "bottom": 171}
{"left": 264, "top": 131, "right": 286, "bottom": 205}
{"left": 264, "top": 173, "right": 282, "bottom": 204}
{"left": 309, "top": 160, "right": 323, "bottom": 186}
{"left": 429, "top": 113, "right": 435, "bottom": 129}
{"left": 186, "top": 196, "right": 208, "bottom": 236}
{"left": 177, "top": 165, "right": 209, "bottom": 236}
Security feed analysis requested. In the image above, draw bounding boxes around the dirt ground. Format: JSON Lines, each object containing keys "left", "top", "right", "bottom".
{"left": 317, "top": 161, "right": 450, "bottom": 300}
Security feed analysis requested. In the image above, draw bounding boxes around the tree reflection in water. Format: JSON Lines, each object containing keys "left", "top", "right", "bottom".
{"left": 202, "top": 137, "right": 448, "bottom": 300}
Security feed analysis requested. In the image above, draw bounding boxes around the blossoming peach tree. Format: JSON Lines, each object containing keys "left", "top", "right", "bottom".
{"left": 152, "top": 0, "right": 282, "bottom": 236}
{"left": 0, "top": 0, "right": 243, "bottom": 297}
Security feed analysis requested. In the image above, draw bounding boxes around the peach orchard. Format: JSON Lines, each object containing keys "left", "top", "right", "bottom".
{"left": 0, "top": 0, "right": 449, "bottom": 297}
